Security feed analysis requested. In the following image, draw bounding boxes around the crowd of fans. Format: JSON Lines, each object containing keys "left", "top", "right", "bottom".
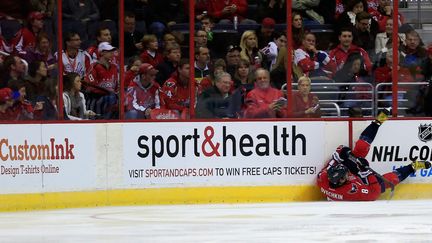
{"left": 1, "top": 0, "right": 432, "bottom": 121}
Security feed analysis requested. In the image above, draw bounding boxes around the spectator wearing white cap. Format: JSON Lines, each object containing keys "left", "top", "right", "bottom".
{"left": 125, "top": 63, "right": 161, "bottom": 119}
{"left": 85, "top": 41, "right": 119, "bottom": 119}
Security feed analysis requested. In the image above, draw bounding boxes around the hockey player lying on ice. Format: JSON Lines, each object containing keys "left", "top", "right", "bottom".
{"left": 317, "top": 108, "right": 431, "bottom": 201}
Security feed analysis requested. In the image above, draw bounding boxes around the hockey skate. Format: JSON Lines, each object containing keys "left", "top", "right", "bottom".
{"left": 375, "top": 108, "right": 391, "bottom": 125}
{"left": 411, "top": 160, "right": 432, "bottom": 171}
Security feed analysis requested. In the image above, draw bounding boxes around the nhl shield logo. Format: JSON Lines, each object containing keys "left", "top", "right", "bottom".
{"left": 418, "top": 124, "right": 432, "bottom": 142}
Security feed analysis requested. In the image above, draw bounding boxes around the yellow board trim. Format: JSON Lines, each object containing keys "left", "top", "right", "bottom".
{"left": 0, "top": 184, "right": 431, "bottom": 212}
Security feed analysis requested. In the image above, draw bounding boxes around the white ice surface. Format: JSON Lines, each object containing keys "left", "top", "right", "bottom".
{"left": 0, "top": 200, "right": 431, "bottom": 242}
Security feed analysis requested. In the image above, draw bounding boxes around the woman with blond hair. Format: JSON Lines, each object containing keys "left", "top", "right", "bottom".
{"left": 239, "top": 30, "right": 262, "bottom": 69}
{"left": 292, "top": 76, "right": 321, "bottom": 118}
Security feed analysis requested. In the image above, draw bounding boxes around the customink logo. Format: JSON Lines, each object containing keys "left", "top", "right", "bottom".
{"left": 137, "top": 125, "right": 307, "bottom": 166}
{"left": 0, "top": 138, "right": 75, "bottom": 161}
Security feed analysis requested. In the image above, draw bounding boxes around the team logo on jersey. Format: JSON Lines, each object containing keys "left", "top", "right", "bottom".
{"left": 349, "top": 183, "right": 358, "bottom": 194}
{"left": 418, "top": 124, "right": 432, "bottom": 142}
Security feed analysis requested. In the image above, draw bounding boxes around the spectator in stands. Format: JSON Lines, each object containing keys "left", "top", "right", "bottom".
{"left": 334, "top": 52, "right": 371, "bottom": 111}
{"left": 261, "top": 32, "right": 287, "bottom": 70}
{"left": 1, "top": 55, "right": 26, "bottom": 89}
{"left": 25, "top": 60, "right": 48, "bottom": 104}
{"left": 292, "top": 0, "right": 324, "bottom": 24}
{"left": 374, "top": 50, "right": 416, "bottom": 110}
{"left": 292, "top": 12, "right": 305, "bottom": 50}
{"left": 124, "top": 11, "right": 144, "bottom": 60}
{"left": 256, "top": 0, "right": 287, "bottom": 23}
{"left": 11, "top": 11, "right": 45, "bottom": 55}
{"left": 162, "top": 33, "right": 179, "bottom": 48}
{"left": 373, "top": 0, "right": 405, "bottom": 33}
{"left": 197, "top": 58, "right": 226, "bottom": 96}
{"left": 196, "top": 72, "right": 241, "bottom": 119}
{"left": 87, "top": 26, "right": 113, "bottom": 62}
{"left": 400, "top": 30, "right": 427, "bottom": 81}
{"left": 336, "top": 0, "right": 367, "bottom": 34}
{"left": 233, "top": 58, "right": 253, "bottom": 90}
{"left": 201, "top": 15, "right": 215, "bottom": 42}
{"left": 62, "top": 0, "right": 100, "bottom": 23}
{"left": 375, "top": 18, "right": 405, "bottom": 55}
{"left": 125, "top": 63, "right": 161, "bottom": 119}
{"left": 85, "top": 42, "right": 119, "bottom": 119}
{"left": 329, "top": 28, "right": 372, "bottom": 73}
{"left": 59, "top": 31, "right": 92, "bottom": 78}
{"left": 23, "top": 32, "right": 56, "bottom": 71}
{"left": 0, "top": 88, "right": 16, "bottom": 120}
{"left": 156, "top": 43, "right": 181, "bottom": 85}
{"left": 194, "top": 46, "right": 211, "bottom": 80}
{"left": 239, "top": 31, "right": 262, "bottom": 70}
{"left": 193, "top": 28, "right": 206, "bottom": 45}
{"left": 292, "top": 76, "right": 321, "bottom": 118}
{"left": 257, "top": 18, "right": 276, "bottom": 49}
{"left": 63, "top": 72, "right": 96, "bottom": 120}
{"left": 294, "top": 32, "right": 336, "bottom": 79}
{"left": 8, "top": 80, "right": 43, "bottom": 120}
{"left": 160, "top": 58, "right": 190, "bottom": 117}
{"left": 33, "top": 77, "right": 58, "bottom": 120}
{"left": 243, "top": 68, "right": 287, "bottom": 118}
{"left": 352, "top": 11, "right": 377, "bottom": 56}
{"left": 205, "top": 0, "right": 255, "bottom": 25}
{"left": 124, "top": 56, "right": 142, "bottom": 88}
{"left": 225, "top": 44, "right": 242, "bottom": 77}
{"left": 139, "top": 34, "right": 164, "bottom": 68}
{"left": 30, "top": 0, "right": 55, "bottom": 17}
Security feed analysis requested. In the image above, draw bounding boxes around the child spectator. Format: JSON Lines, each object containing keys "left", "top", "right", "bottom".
{"left": 139, "top": 34, "right": 164, "bottom": 68}
{"left": 155, "top": 43, "right": 181, "bottom": 85}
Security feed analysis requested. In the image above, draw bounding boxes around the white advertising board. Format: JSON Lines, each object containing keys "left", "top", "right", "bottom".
{"left": 122, "top": 121, "right": 328, "bottom": 187}
{"left": 354, "top": 120, "right": 432, "bottom": 183}
{"left": 0, "top": 124, "right": 97, "bottom": 194}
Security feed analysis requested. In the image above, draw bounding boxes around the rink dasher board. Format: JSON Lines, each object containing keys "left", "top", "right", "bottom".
{"left": 0, "top": 120, "right": 431, "bottom": 211}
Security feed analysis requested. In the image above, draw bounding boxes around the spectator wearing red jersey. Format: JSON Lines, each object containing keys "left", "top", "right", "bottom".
{"left": 0, "top": 88, "right": 16, "bottom": 120}
{"left": 85, "top": 42, "right": 119, "bottom": 119}
{"left": 7, "top": 80, "right": 43, "bottom": 120}
{"left": 11, "top": 11, "right": 45, "bottom": 55}
{"left": 206, "top": 0, "right": 255, "bottom": 24}
{"left": 58, "top": 32, "right": 92, "bottom": 78}
{"left": 160, "top": 59, "right": 190, "bottom": 117}
{"left": 243, "top": 68, "right": 287, "bottom": 118}
{"left": 329, "top": 28, "right": 372, "bottom": 73}
{"left": 87, "top": 26, "right": 113, "bottom": 63}
{"left": 139, "top": 34, "right": 164, "bottom": 68}
{"left": 125, "top": 63, "right": 161, "bottom": 119}
{"left": 372, "top": 0, "right": 405, "bottom": 33}
{"left": 294, "top": 32, "right": 336, "bottom": 79}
